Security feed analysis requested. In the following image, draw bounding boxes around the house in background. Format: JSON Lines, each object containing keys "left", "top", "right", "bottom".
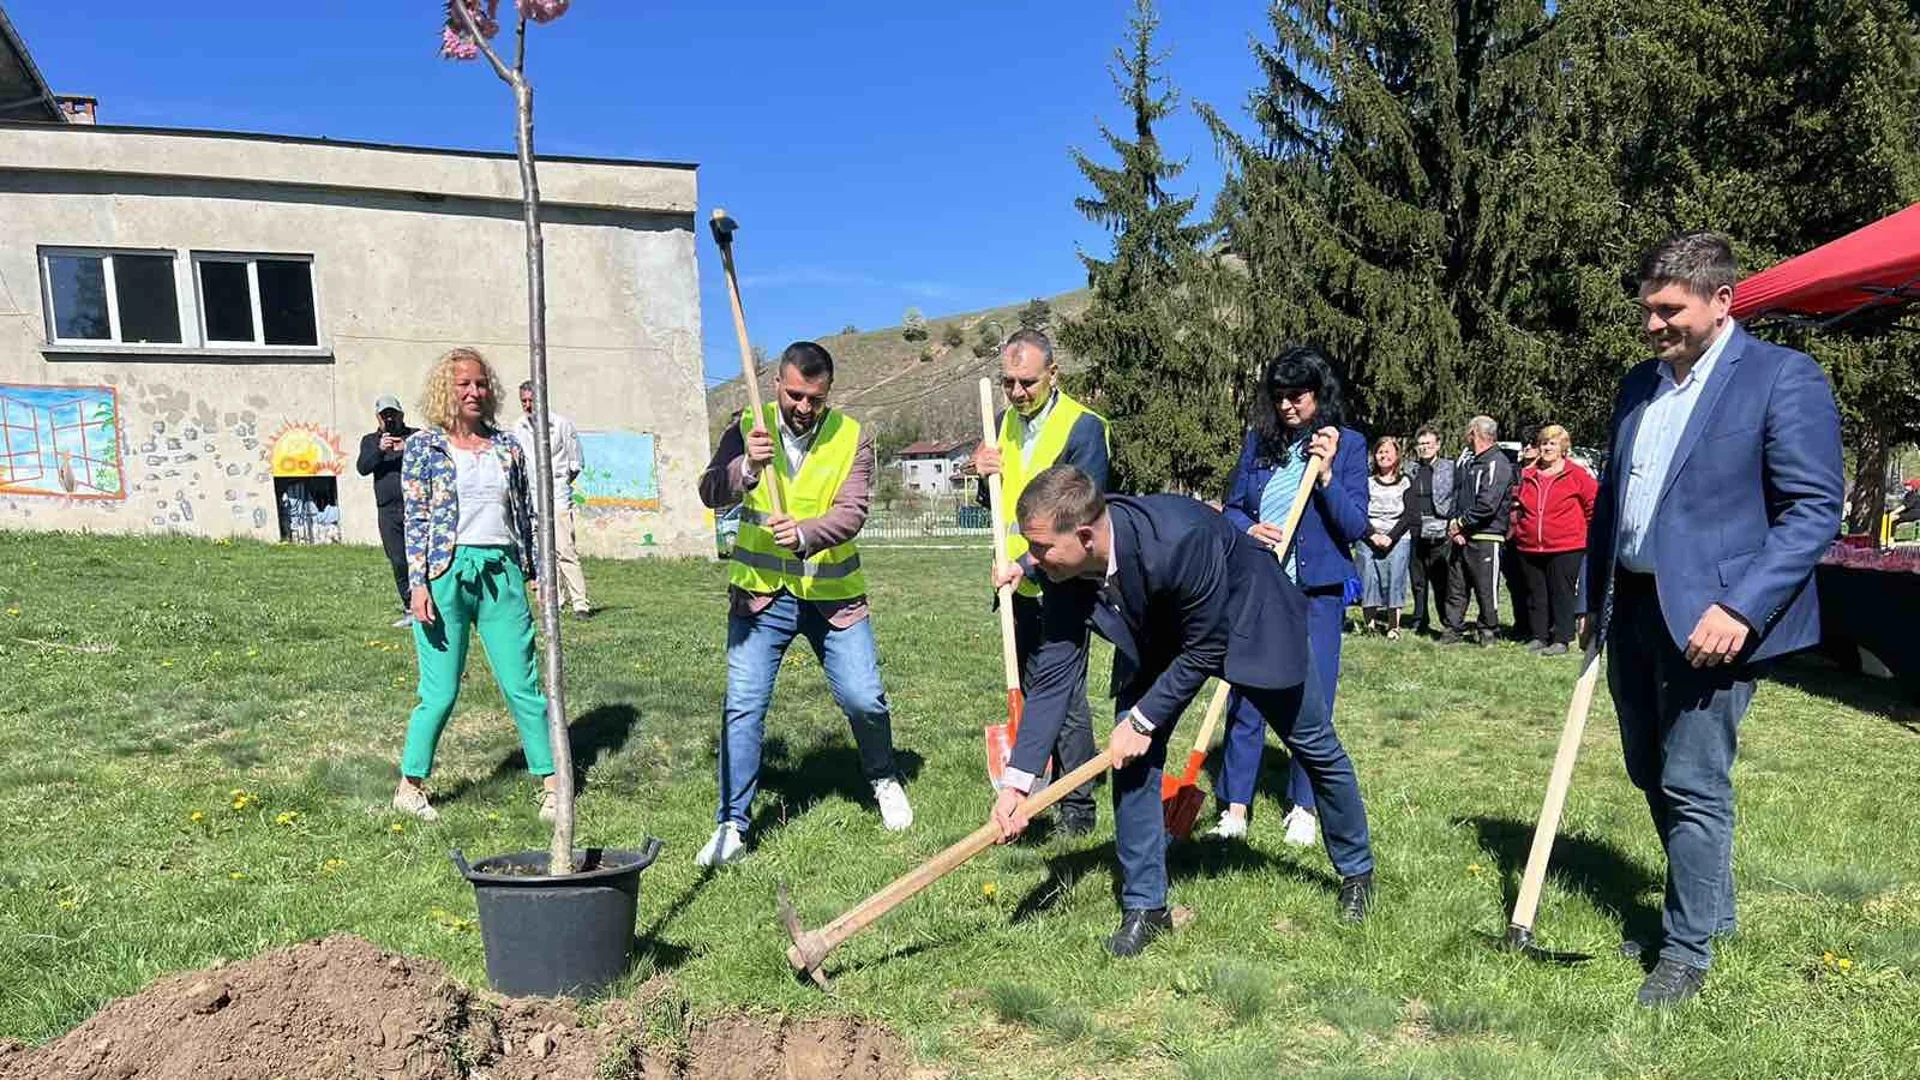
{"left": 0, "top": 10, "right": 712, "bottom": 557}
{"left": 897, "top": 438, "right": 977, "bottom": 495}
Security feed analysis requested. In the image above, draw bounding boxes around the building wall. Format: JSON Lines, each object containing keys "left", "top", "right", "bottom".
{"left": 0, "top": 125, "right": 710, "bottom": 558}
{"left": 900, "top": 453, "right": 968, "bottom": 494}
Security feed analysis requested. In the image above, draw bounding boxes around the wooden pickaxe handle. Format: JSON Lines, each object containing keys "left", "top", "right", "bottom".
{"left": 711, "top": 208, "right": 784, "bottom": 516}
{"left": 1507, "top": 642, "right": 1604, "bottom": 937}
{"left": 978, "top": 379, "right": 1021, "bottom": 705}
{"left": 805, "top": 749, "right": 1114, "bottom": 960}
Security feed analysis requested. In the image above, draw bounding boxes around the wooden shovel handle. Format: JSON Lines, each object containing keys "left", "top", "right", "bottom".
{"left": 716, "top": 225, "right": 784, "bottom": 515}
{"left": 1508, "top": 643, "right": 1604, "bottom": 934}
{"left": 979, "top": 379, "right": 1019, "bottom": 695}
{"left": 818, "top": 749, "right": 1114, "bottom": 950}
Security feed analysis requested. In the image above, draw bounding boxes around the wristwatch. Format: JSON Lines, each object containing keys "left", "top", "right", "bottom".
{"left": 1126, "top": 709, "right": 1154, "bottom": 736}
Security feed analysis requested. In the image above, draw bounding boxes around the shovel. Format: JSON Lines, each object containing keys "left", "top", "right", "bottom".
{"left": 979, "top": 377, "right": 1026, "bottom": 788}
{"left": 1160, "top": 456, "right": 1325, "bottom": 836}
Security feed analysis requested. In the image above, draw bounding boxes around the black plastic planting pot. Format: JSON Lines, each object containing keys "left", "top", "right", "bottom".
{"left": 451, "top": 838, "right": 662, "bottom": 997}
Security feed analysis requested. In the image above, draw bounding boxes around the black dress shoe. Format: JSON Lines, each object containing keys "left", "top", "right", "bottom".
{"left": 1438, "top": 630, "right": 1465, "bottom": 645}
{"left": 1636, "top": 958, "right": 1707, "bottom": 1007}
{"left": 1338, "top": 872, "right": 1374, "bottom": 923}
{"left": 1106, "top": 908, "right": 1174, "bottom": 957}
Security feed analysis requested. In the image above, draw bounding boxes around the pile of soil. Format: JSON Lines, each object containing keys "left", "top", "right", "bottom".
{"left": 0, "top": 935, "right": 909, "bottom": 1080}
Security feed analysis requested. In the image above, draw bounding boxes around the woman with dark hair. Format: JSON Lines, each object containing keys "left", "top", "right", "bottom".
{"left": 1211, "top": 346, "right": 1371, "bottom": 847}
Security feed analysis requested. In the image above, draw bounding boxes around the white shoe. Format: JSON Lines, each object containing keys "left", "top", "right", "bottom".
{"left": 872, "top": 778, "right": 914, "bottom": 832}
{"left": 392, "top": 615, "right": 415, "bottom": 629}
{"left": 392, "top": 783, "right": 439, "bottom": 822}
{"left": 1208, "top": 811, "right": 1248, "bottom": 840}
{"left": 1283, "top": 806, "right": 1319, "bottom": 848}
{"left": 694, "top": 823, "right": 746, "bottom": 868}
{"left": 537, "top": 786, "right": 559, "bottom": 824}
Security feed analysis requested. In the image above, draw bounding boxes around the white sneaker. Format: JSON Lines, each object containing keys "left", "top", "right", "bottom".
{"left": 872, "top": 778, "right": 914, "bottom": 832}
{"left": 392, "top": 615, "right": 415, "bottom": 629}
{"left": 392, "top": 783, "right": 439, "bottom": 822}
{"left": 537, "top": 787, "right": 559, "bottom": 824}
{"left": 1208, "top": 811, "right": 1248, "bottom": 839}
{"left": 1283, "top": 806, "right": 1319, "bottom": 848}
{"left": 694, "top": 823, "right": 746, "bottom": 868}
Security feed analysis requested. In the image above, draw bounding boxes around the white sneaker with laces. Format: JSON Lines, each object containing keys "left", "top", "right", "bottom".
{"left": 694, "top": 823, "right": 746, "bottom": 868}
{"left": 872, "top": 778, "right": 914, "bottom": 832}
{"left": 1283, "top": 805, "right": 1319, "bottom": 848}
{"left": 1208, "top": 811, "right": 1248, "bottom": 840}
{"left": 393, "top": 615, "right": 415, "bottom": 629}
{"left": 392, "top": 783, "right": 439, "bottom": 822}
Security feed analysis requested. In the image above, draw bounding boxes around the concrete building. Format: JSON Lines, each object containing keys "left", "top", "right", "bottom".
{"left": 0, "top": 20, "right": 710, "bottom": 557}
{"left": 896, "top": 438, "right": 976, "bottom": 495}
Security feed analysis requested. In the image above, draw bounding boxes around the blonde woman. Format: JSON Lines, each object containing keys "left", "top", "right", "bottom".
{"left": 392, "top": 347, "right": 558, "bottom": 822}
{"left": 1509, "top": 423, "right": 1597, "bottom": 656}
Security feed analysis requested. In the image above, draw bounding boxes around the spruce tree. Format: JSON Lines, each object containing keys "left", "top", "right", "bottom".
{"left": 1059, "top": 0, "right": 1234, "bottom": 493}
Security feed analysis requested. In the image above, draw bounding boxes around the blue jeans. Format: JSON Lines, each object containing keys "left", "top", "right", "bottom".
{"left": 1118, "top": 650, "right": 1373, "bottom": 910}
{"left": 718, "top": 593, "right": 899, "bottom": 831}
{"left": 1608, "top": 572, "right": 1750, "bottom": 969}
{"left": 1214, "top": 586, "right": 1346, "bottom": 813}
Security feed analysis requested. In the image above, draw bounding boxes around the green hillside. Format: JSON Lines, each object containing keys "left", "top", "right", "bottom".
{"left": 706, "top": 290, "right": 1091, "bottom": 452}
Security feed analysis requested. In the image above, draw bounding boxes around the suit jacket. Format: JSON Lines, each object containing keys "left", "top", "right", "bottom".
{"left": 1585, "top": 324, "right": 1842, "bottom": 662}
{"left": 1010, "top": 495, "right": 1309, "bottom": 783}
{"left": 1220, "top": 426, "right": 1370, "bottom": 590}
{"left": 974, "top": 404, "right": 1111, "bottom": 507}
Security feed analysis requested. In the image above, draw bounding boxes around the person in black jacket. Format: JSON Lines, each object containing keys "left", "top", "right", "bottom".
{"left": 1442, "top": 415, "right": 1516, "bottom": 645}
{"left": 989, "top": 466, "right": 1375, "bottom": 957}
{"left": 1407, "top": 427, "right": 1455, "bottom": 635}
{"left": 357, "top": 394, "right": 418, "bottom": 627}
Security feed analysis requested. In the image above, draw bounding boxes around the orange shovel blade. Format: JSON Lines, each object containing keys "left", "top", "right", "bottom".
{"left": 984, "top": 689, "right": 1024, "bottom": 788}
{"left": 1161, "top": 749, "right": 1208, "bottom": 839}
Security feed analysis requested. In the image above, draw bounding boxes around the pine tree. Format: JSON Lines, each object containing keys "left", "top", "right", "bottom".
{"left": 902, "top": 307, "right": 929, "bottom": 342}
{"left": 1058, "top": 0, "right": 1233, "bottom": 494}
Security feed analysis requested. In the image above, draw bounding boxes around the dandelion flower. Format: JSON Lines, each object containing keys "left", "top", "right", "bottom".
{"left": 1837, "top": 958, "right": 1853, "bottom": 971}
{"left": 229, "top": 871, "right": 246, "bottom": 881}
{"left": 390, "top": 822, "right": 406, "bottom": 835}
{"left": 322, "top": 857, "right": 347, "bottom": 873}
{"left": 274, "top": 811, "right": 299, "bottom": 826}
{"left": 982, "top": 881, "right": 998, "bottom": 898}
{"left": 57, "top": 898, "right": 76, "bottom": 911}
{"left": 1824, "top": 951, "right": 1837, "bottom": 965}
{"left": 1468, "top": 863, "right": 1484, "bottom": 875}
{"left": 189, "top": 811, "right": 206, "bottom": 824}
{"left": 4, "top": 608, "right": 19, "bottom": 617}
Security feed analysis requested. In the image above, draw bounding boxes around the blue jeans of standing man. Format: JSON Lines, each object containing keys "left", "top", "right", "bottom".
{"left": 718, "top": 592, "right": 899, "bottom": 831}
{"left": 1115, "top": 652, "right": 1372, "bottom": 910}
{"left": 1214, "top": 586, "right": 1346, "bottom": 814}
{"left": 1608, "top": 572, "right": 1749, "bottom": 969}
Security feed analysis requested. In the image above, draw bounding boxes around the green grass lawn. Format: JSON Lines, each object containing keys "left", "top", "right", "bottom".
{"left": 3, "top": 531, "right": 1919, "bottom": 1078}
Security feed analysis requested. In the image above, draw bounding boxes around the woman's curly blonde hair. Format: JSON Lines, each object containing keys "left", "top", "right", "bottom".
{"left": 419, "top": 346, "right": 502, "bottom": 432}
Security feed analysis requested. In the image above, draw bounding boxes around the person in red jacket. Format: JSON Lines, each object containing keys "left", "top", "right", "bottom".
{"left": 1510, "top": 423, "right": 1597, "bottom": 655}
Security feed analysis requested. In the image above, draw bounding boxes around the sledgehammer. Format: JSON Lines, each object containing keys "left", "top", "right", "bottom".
{"left": 779, "top": 749, "right": 1114, "bottom": 989}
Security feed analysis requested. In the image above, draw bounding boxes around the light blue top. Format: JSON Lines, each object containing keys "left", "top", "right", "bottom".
{"left": 1257, "top": 434, "right": 1310, "bottom": 583}
{"left": 1616, "top": 321, "right": 1736, "bottom": 573}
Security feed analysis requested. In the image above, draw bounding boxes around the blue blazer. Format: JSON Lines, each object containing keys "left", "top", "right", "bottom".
{"left": 1585, "top": 324, "right": 1842, "bottom": 663}
{"left": 1220, "top": 426, "right": 1370, "bottom": 590}
{"left": 1012, "top": 495, "right": 1310, "bottom": 779}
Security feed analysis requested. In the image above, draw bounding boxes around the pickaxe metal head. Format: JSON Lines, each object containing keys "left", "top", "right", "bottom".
{"left": 776, "top": 882, "right": 831, "bottom": 990}
{"left": 709, "top": 207, "right": 739, "bottom": 249}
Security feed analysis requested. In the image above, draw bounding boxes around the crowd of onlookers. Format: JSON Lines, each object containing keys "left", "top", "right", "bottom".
{"left": 1357, "top": 417, "right": 1597, "bottom": 655}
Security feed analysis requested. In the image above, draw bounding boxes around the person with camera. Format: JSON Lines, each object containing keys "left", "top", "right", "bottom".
{"left": 358, "top": 393, "right": 418, "bottom": 627}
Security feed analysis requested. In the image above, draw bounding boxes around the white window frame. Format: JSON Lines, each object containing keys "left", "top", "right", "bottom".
{"left": 38, "top": 246, "right": 186, "bottom": 346}
{"left": 190, "top": 251, "right": 321, "bottom": 350}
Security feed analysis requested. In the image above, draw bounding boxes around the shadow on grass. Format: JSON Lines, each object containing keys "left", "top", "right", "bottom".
{"left": 746, "top": 738, "right": 925, "bottom": 838}
{"left": 437, "top": 702, "right": 644, "bottom": 805}
{"left": 1773, "top": 656, "right": 1920, "bottom": 735}
{"left": 1458, "top": 815, "right": 1663, "bottom": 949}
{"left": 1007, "top": 836, "right": 1325, "bottom": 925}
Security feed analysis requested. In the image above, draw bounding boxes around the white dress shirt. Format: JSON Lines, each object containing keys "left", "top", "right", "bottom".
{"left": 512, "top": 410, "right": 584, "bottom": 498}
{"left": 1616, "top": 321, "right": 1736, "bottom": 573}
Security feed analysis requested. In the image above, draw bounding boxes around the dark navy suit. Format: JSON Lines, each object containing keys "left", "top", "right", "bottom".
{"left": 1216, "top": 426, "right": 1370, "bottom": 814}
{"left": 1586, "top": 323, "right": 1842, "bottom": 969}
{"left": 1013, "top": 495, "right": 1373, "bottom": 911}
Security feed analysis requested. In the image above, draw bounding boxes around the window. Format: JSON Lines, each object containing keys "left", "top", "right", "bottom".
{"left": 194, "top": 254, "right": 319, "bottom": 347}
{"left": 40, "top": 249, "right": 183, "bottom": 345}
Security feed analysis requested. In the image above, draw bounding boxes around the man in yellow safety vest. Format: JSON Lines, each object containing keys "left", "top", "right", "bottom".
{"left": 694, "top": 341, "right": 913, "bottom": 867}
{"left": 971, "top": 328, "right": 1111, "bottom": 835}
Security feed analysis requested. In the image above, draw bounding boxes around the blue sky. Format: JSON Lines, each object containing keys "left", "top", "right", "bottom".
{"left": 11, "top": 1, "right": 1271, "bottom": 385}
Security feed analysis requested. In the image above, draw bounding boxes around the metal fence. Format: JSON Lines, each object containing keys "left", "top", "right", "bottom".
{"left": 864, "top": 493, "right": 995, "bottom": 543}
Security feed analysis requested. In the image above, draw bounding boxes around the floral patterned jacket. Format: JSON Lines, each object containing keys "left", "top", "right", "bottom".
{"left": 402, "top": 427, "right": 537, "bottom": 593}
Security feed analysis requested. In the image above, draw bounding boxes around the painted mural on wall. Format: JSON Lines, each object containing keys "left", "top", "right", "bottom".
{"left": 267, "top": 422, "right": 346, "bottom": 477}
{"left": 0, "top": 383, "right": 125, "bottom": 499}
{"left": 576, "top": 430, "right": 660, "bottom": 511}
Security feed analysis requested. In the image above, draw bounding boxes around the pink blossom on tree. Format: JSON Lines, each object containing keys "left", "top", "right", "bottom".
{"left": 439, "top": 0, "right": 500, "bottom": 61}
{"left": 520, "top": 0, "right": 570, "bottom": 24}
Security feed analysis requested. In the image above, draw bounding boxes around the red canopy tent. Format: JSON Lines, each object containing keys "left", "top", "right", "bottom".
{"left": 1732, "top": 202, "right": 1920, "bottom": 322}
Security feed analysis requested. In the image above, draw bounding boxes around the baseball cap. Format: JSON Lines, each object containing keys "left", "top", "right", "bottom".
{"left": 374, "top": 394, "right": 403, "bottom": 414}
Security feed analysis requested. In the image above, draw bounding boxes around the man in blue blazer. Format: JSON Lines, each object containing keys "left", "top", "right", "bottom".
{"left": 1584, "top": 232, "right": 1842, "bottom": 1007}
{"left": 988, "top": 466, "right": 1376, "bottom": 956}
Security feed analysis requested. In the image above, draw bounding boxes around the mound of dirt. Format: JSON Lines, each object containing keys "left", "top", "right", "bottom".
{"left": 0, "top": 935, "right": 909, "bottom": 1080}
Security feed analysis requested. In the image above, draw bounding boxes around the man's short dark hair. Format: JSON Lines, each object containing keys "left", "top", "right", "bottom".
{"left": 1416, "top": 425, "right": 1439, "bottom": 440}
{"left": 518, "top": 380, "right": 534, "bottom": 394}
{"left": 1003, "top": 328, "right": 1054, "bottom": 366}
{"left": 779, "top": 341, "right": 835, "bottom": 381}
{"left": 1637, "top": 232, "right": 1738, "bottom": 299}
{"left": 1016, "top": 465, "right": 1105, "bottom": 533}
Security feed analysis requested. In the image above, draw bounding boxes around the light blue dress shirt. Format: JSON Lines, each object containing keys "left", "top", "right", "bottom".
{"left": 1257, "top": 434, "right": 1311, "bottom": 583}
{"left": 1616, "top": 322, "right": 1736, "bottom": 573}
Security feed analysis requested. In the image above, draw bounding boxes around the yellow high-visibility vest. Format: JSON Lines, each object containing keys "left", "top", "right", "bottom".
{"left": 999, "top": 391, "right": 1107, "bottom": 598}
{"left": 729, "top": 405, "right": 868, "bottom": 601}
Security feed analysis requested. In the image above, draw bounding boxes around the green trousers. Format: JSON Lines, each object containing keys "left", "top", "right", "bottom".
{"left": 401, "top": 545, "right": 553, "bottom": 780}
